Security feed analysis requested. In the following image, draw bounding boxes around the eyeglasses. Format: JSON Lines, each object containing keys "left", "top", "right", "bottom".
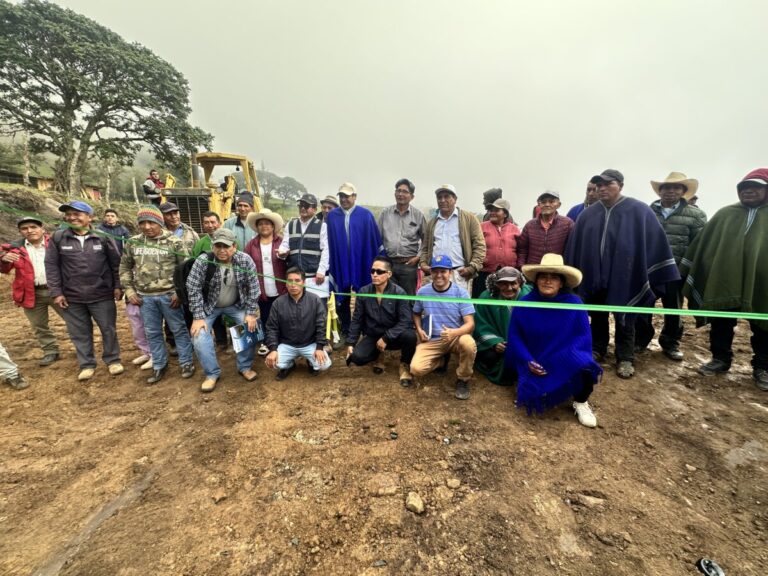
{"left": 370, "top": 268, "right": 389, "bottom": 275}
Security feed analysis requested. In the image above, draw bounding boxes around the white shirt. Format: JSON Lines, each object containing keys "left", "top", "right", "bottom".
{"left": 260, "top": 242, "right": 278, "bottom": 297}
{"left": 434, "top": 208, "right": 465, "bottom": 267}
{"left": 25, "top": 240, "right": 47, "bottom": 286}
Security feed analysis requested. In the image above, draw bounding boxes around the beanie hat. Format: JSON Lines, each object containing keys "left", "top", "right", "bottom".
{"left": 237, "top": 192, "right": 255, "bottom": 207}
{"left": 137, "top": 205, "right": 164, "bottom": 226}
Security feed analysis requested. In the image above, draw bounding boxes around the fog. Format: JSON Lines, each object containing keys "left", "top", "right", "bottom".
{"left": 53, "top": 0, "right": 768, "bottom": 218}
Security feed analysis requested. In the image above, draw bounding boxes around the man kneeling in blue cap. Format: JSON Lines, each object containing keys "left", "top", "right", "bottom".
{"left": 411, "top": 255, "right": 477, "bottom": 399}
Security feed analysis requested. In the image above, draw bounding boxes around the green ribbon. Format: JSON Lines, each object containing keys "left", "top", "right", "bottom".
{"left": 4, "top": 201, "right": 768, "bottom": 321}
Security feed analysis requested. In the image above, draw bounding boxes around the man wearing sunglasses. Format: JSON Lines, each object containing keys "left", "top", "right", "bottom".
{"left": 346, "top": 256, "right": 417, "bottom": 387}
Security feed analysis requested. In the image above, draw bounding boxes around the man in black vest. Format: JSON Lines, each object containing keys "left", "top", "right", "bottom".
{"left": 277, "top": 193, "right": 329, "bottom": 299}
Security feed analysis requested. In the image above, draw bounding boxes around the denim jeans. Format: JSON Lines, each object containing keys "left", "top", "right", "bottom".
{"left": 276, "top": 343, "right": 332, "bottom": 371}
{"left": 193, "top": 305, "right": 256, "bottom": 379}
{"left": 140, "top": 294, "right": 194, "bottom": 370}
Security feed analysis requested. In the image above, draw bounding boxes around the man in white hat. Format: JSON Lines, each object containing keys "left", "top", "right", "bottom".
{"left": 326, "top": 182, "right": 384, "bottom": 345}
{"left": 419, "top": 184, "right": 486, "bottom": 293}
{"left": 516, "top": 190, "right": 574, "bottom": 267}
{"left": 635, "top": 172, "right": 707, "bottom": 361}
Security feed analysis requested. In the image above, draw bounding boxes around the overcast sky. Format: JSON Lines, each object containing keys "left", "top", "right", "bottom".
{"left": 52, "top": 0, "right": 767, "bottom": 218}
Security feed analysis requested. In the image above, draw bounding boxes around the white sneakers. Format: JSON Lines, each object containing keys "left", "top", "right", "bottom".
{"left": 132, "top": 354, "right": 150, "bottom": 366}
{"left": 573, "top": 401, "right": 597, "bottom": 428}
{"left": 108, "top": 363, "right": 125, "bottom": 376}
{"left": 78, "top": 368, "right": 95, "bottom": 381}
{"left": 140, "top": 358, "right": 153, "bottom": 370}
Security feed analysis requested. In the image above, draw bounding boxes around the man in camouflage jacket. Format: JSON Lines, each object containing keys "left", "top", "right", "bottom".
{"left": 119, "top": 206, "right": 195, "bottom": 384}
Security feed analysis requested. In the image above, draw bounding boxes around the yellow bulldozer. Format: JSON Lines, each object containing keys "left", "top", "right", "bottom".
{"left": 160, "top": 152, "right": 263, "bottom": 233}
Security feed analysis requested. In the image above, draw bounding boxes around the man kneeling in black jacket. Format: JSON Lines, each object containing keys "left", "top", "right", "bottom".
{"left": 346, "top": 256, "right": 417, "bottom": 387}
{"left": 264, "top": 268, "right": 331, "bottom": 380}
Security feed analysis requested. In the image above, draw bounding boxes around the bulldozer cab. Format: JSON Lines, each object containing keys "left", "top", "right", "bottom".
{"left": 160, "top": 152, "right": 262, "bottom": 233}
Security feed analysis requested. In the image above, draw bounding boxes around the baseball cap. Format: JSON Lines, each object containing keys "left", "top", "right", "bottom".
{"left": 17, "top": 216, "right": 44, "bottom": 227}
{"left": 211, "top": 228, "right": 236, "bottom": 246}
{"left": 537, "top": 190, "right": 560, "bottom": 202}
{"left": 591, "top": 169, "right": 624, "bottom": 184}
{"left": 435, "top": 184, "right": 457, "bottom": 197}
{"left": 338, "top": 182, "right": 356, "bottom": 196}
{"left": 487, "top": 198, "right": 511, "bottom": 212}
{"left": 159, "top": 202, "right": 180, "bottom": 213}
{"left": 58, "top": 201, "right": 93, "bottom": 215}
{"left": 495, "top": 266, "right": 523, "bottom": 283}
{"left": 297, "top": 193, "right": 318, "bottom": 206}
{"left": 430, "top": 255, "right": 454, "bottom": 269}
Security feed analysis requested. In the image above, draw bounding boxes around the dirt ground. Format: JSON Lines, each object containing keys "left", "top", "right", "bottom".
{"left": 1, "top": 281, "right": 767, "bottom": 575}
{"left": 0, "top": 190, "right": 768, "bottom": 576}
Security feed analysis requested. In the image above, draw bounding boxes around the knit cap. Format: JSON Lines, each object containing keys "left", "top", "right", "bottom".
{"left": 137, "top": 205, "right": 164, "bottom": 226}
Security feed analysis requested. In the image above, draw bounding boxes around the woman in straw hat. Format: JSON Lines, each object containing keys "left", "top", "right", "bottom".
{"left": 506, "top": 253, "right": 602, "bottom": 427}
{"left": 245, "top": 209, "right": 287, "bottom": 355}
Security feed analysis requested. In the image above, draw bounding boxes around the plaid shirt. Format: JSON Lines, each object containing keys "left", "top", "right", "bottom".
{"left": 186, "top": 251, "right": 261, "bottom": 320}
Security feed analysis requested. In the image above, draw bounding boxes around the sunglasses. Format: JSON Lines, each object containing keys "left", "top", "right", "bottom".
{"left": 370, "top": 268, "right": 389, "bottom": 275}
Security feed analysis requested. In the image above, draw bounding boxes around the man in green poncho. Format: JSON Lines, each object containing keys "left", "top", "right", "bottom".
{"left": 681, "top": 168, "right": 768, "bottom": 391}
{"left": 473, "top": 267, "right": 532, "bottom": 385}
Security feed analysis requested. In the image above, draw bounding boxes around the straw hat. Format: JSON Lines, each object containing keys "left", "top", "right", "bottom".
{"left": 650, "top": 172, "right": 699, "bottom": 201}
{"left": 522, "top": 253, "right": 582, "bottom": 289}
{"left": 246, "top": 208, "right": 284, "bottom": 234}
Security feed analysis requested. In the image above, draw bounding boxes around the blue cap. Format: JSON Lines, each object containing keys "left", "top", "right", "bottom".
{"left": 430, "top": 255, "right": 453, "bottom": 269}
{"left": 58, "top": 201, "right": 93, "bottom": 215}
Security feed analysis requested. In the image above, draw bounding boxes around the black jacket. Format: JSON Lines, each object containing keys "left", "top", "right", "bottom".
{"left": 265, "top": 290, "right": 327, "bottom": 350}
{"left": 348, "top": 281, "right": 413, "bottom": 344}
{"left": 44, "top": 228, "right": 121, "bottom": 303}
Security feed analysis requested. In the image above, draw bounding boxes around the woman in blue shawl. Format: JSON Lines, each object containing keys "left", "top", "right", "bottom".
{"left": 506, "top": 254, "right": 602, "bottom": 427}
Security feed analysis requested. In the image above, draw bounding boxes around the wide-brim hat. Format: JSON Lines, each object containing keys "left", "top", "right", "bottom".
{"left": 650, "top": 172, "right": 699, "bottom": 200}
{"left": 246, "top": 209, "right": 284, "bottom": 234}
{"left": 320, "top": 195, "right": 339, "bottom": 207}
{"left": 522, "top": 253, "right": 582, "bottom": 289}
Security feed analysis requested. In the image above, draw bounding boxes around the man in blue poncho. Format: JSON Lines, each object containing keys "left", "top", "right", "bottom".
{"left": 326, "top": 182, "right": 384, "bottom": 345}
{"left": 564, "top": 169, "right": 679, "bottom": 379}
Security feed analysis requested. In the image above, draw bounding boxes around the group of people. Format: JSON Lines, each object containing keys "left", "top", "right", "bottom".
{"left": 1, "top": 167, "right": 766, "bottom": 428}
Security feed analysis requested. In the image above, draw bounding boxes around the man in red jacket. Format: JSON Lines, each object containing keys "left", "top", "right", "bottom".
{"left": 0, "top": 216, "right": 64, "bottom": 366}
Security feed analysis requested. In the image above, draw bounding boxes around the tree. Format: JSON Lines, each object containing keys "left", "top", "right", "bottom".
{"left": 257, "top": 170, "right": 307, "bottom": 207}
{"left": 0, "top": 0, "right": 212, "bottom": 196}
